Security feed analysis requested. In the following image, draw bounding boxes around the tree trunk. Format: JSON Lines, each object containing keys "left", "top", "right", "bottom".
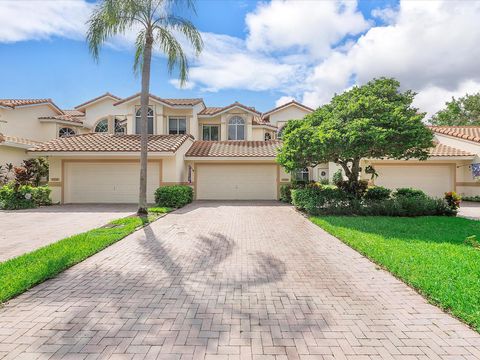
{"left": 137, "top": 35, "right": 153, "bottom": 216}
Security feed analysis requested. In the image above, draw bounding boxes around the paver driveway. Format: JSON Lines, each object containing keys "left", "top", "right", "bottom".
{"left": 0, "top": 204, "right": 135, "bottom": 261}
{"left": 0, "top": 201, "right": 479, "bottom": 360}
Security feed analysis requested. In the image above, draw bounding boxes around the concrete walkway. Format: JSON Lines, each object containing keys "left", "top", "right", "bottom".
{"left": 0, "top": 204, "right": 136, "bottom": 261}
{"left": 0, "top": 201, "right": 479, "bottom": 359}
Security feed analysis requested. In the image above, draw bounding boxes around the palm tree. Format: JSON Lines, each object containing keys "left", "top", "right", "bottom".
{"left": 87, "top": 0, "right": 203, "bottom": 215}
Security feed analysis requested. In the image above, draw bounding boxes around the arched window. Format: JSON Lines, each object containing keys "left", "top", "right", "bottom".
{"left": 58, "top": 127, "right": 76, "bottom": 138}
{"left": 277, "top": 125, "right": 285, "bottom": 139}
{"left": 94, "top": 119, "right": 109, "bottom": 133}
{"left": 135, "top": 107, "right": 154, "bottom": 134}
{"left": 264, "top": 132, "right": 272, "bottom": 141}
{"left": 114, "top": 118, "right": 126, "bottom": 135}
{"left": 228, "top": 116, "right": 245, "bottom": 140}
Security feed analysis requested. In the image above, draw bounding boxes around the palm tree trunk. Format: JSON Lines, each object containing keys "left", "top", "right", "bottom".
{"left": 137, "top": 35, "right": 153, "bottom": 216}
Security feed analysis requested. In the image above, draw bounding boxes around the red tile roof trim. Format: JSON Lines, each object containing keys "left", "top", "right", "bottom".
{"left": 30, "top": 134, "right": 192, "bottom": 153}
{"left": 185, "top": 140, "right": 282, "bottom": 157}
{"left": 75, "top": 93, "right": 121, "bottom": 109}
{"left": 113, "top": 93, "right": 203, "bottom": 107}
{"left": 430, "top": 126, "right": 480, "bottom": 143}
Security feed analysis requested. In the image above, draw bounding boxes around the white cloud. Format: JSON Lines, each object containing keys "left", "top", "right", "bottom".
{"left": 189, "top": 32, "right": 303, "bottom": 92}
{"left": 169, "top": 79, "right": 196, "bottom": 90}
{"left": 245, "top": 0, "right": 369, "bottom": 58}
{"left": 275, "top": 96, "right": 295, "bottom": 107}
{"left": 413, "top": 80, "right": 480, "bottom": 118}
{"left": 301, "top": 0, "right": 480, "bottom": 115}
{"left": 0, "top": 0, "right": 92, "bottom": 42}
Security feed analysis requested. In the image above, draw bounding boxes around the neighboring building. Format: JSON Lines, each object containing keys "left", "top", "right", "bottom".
{"left": 1, "top": 93, "right": 479, "bottom": 203}
{"left": 0, "top": 98, "right": 86, "bottom": 165}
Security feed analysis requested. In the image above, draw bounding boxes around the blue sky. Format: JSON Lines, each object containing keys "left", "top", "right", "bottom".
{"left": 0, "top": 0, "right": 479, "bottom": 116}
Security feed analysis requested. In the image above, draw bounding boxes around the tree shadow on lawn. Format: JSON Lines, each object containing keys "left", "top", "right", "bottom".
{"left": 316, "top": 215, "right": 480, "bottom": 246}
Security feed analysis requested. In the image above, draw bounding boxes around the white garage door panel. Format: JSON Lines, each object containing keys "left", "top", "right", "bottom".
{"left": 375, "top": 165, "right": 454, "bottom": 197}
{"left": 65, "top": 162, "right": 159, "bottom": 203}
{"left": 197, "top": 164, "right": 277, "bottom": 200}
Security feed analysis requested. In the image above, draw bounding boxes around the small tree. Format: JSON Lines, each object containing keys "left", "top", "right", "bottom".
{"left": 430, "top": 92, "right": 480, "bottom": 126}
{"left": 277, "top": 78, "right": 434, "bottom": 196}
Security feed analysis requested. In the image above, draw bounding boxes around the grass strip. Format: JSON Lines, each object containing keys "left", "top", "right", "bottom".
{"left": 0, "top": 207, "right": 171, "bottom": 303}
{"left": 311, "top": 216, "right": 480, "bottom": 332}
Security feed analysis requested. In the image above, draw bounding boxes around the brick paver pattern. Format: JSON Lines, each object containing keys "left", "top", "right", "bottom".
{"left": 1, "top": 201, "right": 479, "bottom": 360}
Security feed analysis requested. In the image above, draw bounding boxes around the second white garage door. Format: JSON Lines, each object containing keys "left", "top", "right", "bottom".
{"left": 64, "top": 162, "right": 160, "bottom": 203}
{"left": 196, "top": 164, "right": 277, "bottom": 200}
{"left": 374, "top": 164, "right": 454, "bottom": 198}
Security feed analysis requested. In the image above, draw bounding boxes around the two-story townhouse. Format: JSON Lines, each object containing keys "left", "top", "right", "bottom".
{"left": 0, "top": 99, "right": 86, "bottom": 165}
{"left": 2, "top": 92, "right": 480, "bottom": 203}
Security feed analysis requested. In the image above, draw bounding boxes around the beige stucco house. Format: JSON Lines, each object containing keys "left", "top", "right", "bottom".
{"left": 1, "top": 93, "right": 480, "bottom": 203}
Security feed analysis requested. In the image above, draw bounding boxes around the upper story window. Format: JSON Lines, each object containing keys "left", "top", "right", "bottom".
{"left": 228, "top": 116, "right": 245, "bottom": 140}
{"left": 59, "top": 127, "right": 76, "bottom": 138}
{"left": 94, "top": 119, "right": 109, "bottom": 133}
{"left": 169, "top": 117, "right": 187, "bottom": 135}
{"left": 135, "top": 107, "right": 154, "bottom": 134}
{"left": 264, "top": 132, "right": 272, "bottom": 141}
{"left": 114, "top": 118, "right": 126, "bottom": 135}
{"left": 202, "top": 125, "right": 219, "bottom": 141}
{"left": 277, "top": 125, "right": 285, "bottom": 139}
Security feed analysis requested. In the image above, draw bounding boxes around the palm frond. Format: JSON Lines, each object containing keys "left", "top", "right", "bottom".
{"left": 133, "top": 30, "right": 146, "bottom": 74}
{"left": 154, "top": 15, "right": 203, "bottom": 55}
{"left": 86, "top": 0, "right": 143, "bottom": 61}
{"left": 154, "top": 27, "right": 189, "bottom": 83}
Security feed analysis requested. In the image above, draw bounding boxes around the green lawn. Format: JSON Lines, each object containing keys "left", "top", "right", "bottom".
{"left": 0, "top": 207, "right": 171, "bottom": 303}
{"left": 311, "top": 216, "right": 480, "bottom": 332}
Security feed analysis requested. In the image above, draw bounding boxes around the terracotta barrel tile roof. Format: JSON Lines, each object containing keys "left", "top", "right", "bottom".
{"left": 252, "top": 115, "right": 277, "bottom": 128}
{"left": 30, "top": 134, "right": 192, "bottom": 153}
{"left": 198, "top": 107, "right": 225, "bottom": 115}
{"left": 1, "top": 136, "right": 42, "bottom": 146}
{"left": 75, "top": 93, "right": 121, "bottom": 109}
{"left": 430, "top": 126, "right": 480, "bottom": 143}
{"left": 38, "top": 114, "right": 84, "bottom": 124}
{"left": 186, "top": 140, "right": 282, "bottom": 157}
{"left": 0, "top": 99, "right": 53, "bottom": 108}
{"left": 113, "top": 93, "right": 203, "bottom": 107}
{"left": 62, "top": 109, "right": 85, "bottom": 117}
{"left": 429, "top": 142, "right": 475, "bottom": 157}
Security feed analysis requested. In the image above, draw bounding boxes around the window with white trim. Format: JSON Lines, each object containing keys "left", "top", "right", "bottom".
{"left": 228, "top": 116, "right": 245, "bottom": 140}
{"left": 59, "top": 127, "right": 76, "bottom": 138}
{"left": 202, "top": 125, "right": 219, "bottom": 140}
{"left": 294, "top": 168, "right": 309, "bottom": 182}
{"left": 169, "top": 117, "right": 187, "bottom": 135}
{"left": 135, "top": 107, "right": 154, "bottom": 134}
{"left": 94, "top": 119, "right": 108, "bottom": 133}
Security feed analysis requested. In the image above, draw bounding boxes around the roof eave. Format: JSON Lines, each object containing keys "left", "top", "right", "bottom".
{"left": 27, "top": 151, "right": 177, "bottom": 157}
{"left": 184, "top": 156, "right": 277, "bottom": 161}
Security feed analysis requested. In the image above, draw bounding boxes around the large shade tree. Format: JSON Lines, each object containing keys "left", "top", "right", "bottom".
{"left": 430, "top": 92, "right": 480, "bottom": 126}
{"left": 87, "top": 0, "right": 203, "bottom": 215}
{"left": 277, "top": 78, "right": 434, "bottom": 194}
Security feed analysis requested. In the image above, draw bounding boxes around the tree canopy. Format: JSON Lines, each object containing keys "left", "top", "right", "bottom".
{"left": 277, "top": 78, "right": 434, "bottom": 190}
{"left": 429, "top": 92, "right": 480, "bottom": 126}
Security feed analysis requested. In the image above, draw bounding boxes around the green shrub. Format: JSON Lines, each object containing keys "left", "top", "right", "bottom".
{"left": 393, "top": 187, "right": 427, "bottom": 198}
{"left": 364, "top": 186, "right": 391, "bottom": 201}
{"left": 154, "top": 185, "right": 193, "bottom": 208}
{"left": 0, "top": 185, "right": 51, "bottom": 210}
{"left": 291, "top": 185, "right": 454, "bottom": 217}
{"left": 291, "top": 185, "right": 350, "bottom": 215}
{"left": 280, "top": 184, "right": 294, "bottom": 203}
{"left": 462, "top": 195, "right": 480, "bottom": 202}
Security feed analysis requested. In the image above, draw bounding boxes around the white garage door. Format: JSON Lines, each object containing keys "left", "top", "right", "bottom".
{"left": 196, "top": 164, "right": 277, "bottom": 200}
{"left": 64, "top": 162, "right": 160, "bottom": 203}
{"left": 375, "top": 164, "right": 454, "bottom": 197}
